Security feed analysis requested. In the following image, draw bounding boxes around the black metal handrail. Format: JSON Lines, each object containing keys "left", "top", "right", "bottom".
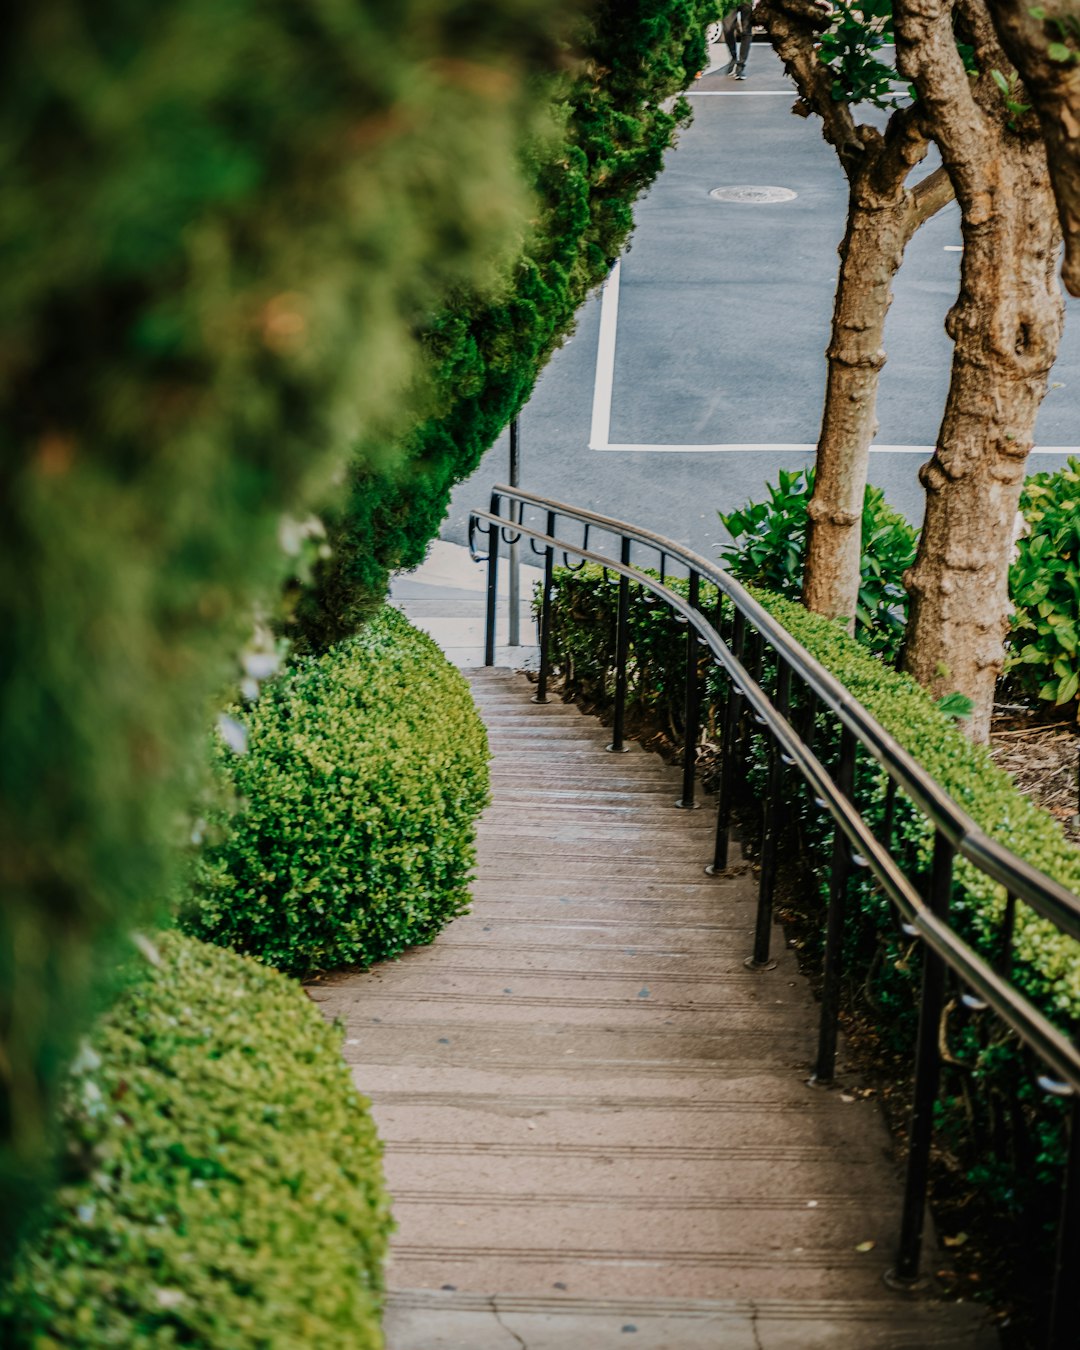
{"left": 469, "top": 483, "right": 1080, "bottom": 1347}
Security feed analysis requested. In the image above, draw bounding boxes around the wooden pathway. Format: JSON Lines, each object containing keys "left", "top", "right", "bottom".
{"left": 310, "top": 668, "right": 994, "bottom": 1349}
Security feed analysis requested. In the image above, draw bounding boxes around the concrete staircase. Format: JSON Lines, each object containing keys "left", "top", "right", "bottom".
{"left": 309, "top": 667, "right": 995, "bottom": 1350}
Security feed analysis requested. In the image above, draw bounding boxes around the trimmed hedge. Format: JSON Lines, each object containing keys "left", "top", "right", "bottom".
{"left": 0, "top": 932, "right": 390, "bottom": 1348}
{"left": 184, "top": 607, "right": 489, "bottom": 975}
{"left": 293, "top": 0, "right": 720, "bottom": 649}
{"left": 2, "top": 0, "right": 575, "bottom": 1255}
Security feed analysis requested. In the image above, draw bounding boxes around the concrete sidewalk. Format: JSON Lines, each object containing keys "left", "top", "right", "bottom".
{"left": 389, "top": 538, "right": 542, "bottom": 669}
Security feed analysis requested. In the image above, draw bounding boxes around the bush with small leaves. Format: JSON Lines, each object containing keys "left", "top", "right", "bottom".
{"left": 184, "top": 608, "right": 489, "bottom": 975}
{"left": 0, "top": 933, "right": 390, "bottom": 1348}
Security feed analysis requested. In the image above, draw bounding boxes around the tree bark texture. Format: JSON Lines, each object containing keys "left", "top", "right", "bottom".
{"left": 986, "top": 0, "right": 1080, "bottom": 296}
{"left": 896, "top": 0, "right": 1065, "bottom": 742}
{"left": 804, "top": 165, "right": 953, "bottom": 625}
{"left": 759, "top": 0, "right": 954, "bottom": 628}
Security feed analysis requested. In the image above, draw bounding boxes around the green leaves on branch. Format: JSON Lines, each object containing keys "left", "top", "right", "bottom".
{"left": 815, "top": 0, "right": 900, "bottom": 107}
{"left": 1029, "top": 8, "right": 1080, "bottom": 64}
{"left": 718, "top": 466, "right": 917, "bottom": 661}
{"left": 1006, "top": 459, "right": 1080, "bottom": 710}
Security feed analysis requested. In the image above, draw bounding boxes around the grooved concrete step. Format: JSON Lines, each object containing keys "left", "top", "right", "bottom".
{"left": 384, "top": 1289, "right": 997, "bottom": 1350}
{"left": 308, "top": 667, "right": 992, "bottom": 1350}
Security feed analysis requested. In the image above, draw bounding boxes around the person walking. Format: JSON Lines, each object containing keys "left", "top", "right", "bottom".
{"left": 720, "top": 0, "right": 755, "bottom": 79}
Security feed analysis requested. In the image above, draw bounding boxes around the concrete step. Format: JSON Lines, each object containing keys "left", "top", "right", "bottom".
{"left": 311, "top": 663, "right": 991, "bottom": 1347}
{"left": 384, "top": 1289, "right": 997, "bottom": 1350}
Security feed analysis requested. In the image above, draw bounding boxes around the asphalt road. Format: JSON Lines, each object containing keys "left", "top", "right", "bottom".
{"left": 444, "top": 42, "right": 1080, "bottom": 562}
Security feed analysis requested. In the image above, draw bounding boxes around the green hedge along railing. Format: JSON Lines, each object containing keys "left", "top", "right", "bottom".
{"left": 541, "top": 561, "right": 1080, "bottom": 1279}
{"left": 183, "top": 607, "right": 489, "bottom": 976}
{"left": 720, "top": 460, "right": 1080, "bottom": 712}
{"left": 0, "top": 933, "right": 390, "bottom": 1349}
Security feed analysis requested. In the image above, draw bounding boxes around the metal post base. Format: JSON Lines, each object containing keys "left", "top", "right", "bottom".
{"left": 674, "top": 799, "right": 701, "bottom": 810}
{"left": 606, "top": 743, "right": 631, "bottom": 754}
{"left": 882, "top": 1268, "right": 930, "bottom": 1294}
{"left": 743, "top": 955, "right": 778, "bottom": 972}
{"left": 531, "top": 695, "right": 549, "bottom": 705}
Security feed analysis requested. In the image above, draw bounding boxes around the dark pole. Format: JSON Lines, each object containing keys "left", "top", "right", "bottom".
{"left": 508, "top": 418, "right": 520, "bottom": 647}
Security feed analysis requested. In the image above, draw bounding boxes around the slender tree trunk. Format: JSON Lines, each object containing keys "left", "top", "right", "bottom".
{"left": 901, "top": 143, "right": 1063, "bottom": 741}
{"left": 805, "top": 167, "right": 952, "bottom": 624}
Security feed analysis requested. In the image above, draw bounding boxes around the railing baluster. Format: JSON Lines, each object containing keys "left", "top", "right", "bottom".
{"left": 708, "top": 609, "right": 746, "bottom": 875}
{"left": 747, "top": 660, "right": 791, "bottom": 970}
{"left": 607, "top": 537, "right": 632, "bottom": 754}
{"left": 812, "top": 723, "right": 857, "bottom": 1079}
{"left": 890, "top": 829, "right": 954, "bottom": 1286}
{"left": 483, "top": 498, "right": 500, "bottom": 667}
{"left": 532, "top": 509, "right": 556, "bottom": 705}
{"left": 676, "top": 570, "right": 701, "bottom": 808}
{"left": 1048, "top": 1092, "right": 1080, "bottom": 1349}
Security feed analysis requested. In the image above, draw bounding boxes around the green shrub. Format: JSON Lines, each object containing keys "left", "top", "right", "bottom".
{"left": 1, "top": 0, "right": 573, "bottom": 1252}
{"left": 718, "top": 466, "right": 918, "bottom": 660}
{"left": 0, "top": 932, "right": 390, "bottom": 1348}
{"left": 1006, "top": 457, "right": 1080, "bottom": 713}
{"left": 184, "top": 608, "right": 489, "bottom": 975}
{"left": 294, "top": 0, "right": 721, "bottom": 649}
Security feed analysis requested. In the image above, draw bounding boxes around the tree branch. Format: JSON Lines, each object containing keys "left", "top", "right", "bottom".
{"left": 910, "top": 163, "right": 955, "bottom": 226}
{"left": 985, "top": 0, "right": 1080, "bottom": 294}
{"left": 757, "top": 0, "right": 865, "bottom": 173}
{"left": 894, "top": 0, "right": 994, "bottom": 208}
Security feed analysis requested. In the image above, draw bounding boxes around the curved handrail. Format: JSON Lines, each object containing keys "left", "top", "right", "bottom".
{"left": 481, "top": 485, "right": 1080, "bottom": 940}
{"left": 469, "top": 481, "right": 1080, "bottom": 1312}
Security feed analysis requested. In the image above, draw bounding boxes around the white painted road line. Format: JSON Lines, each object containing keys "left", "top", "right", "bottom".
{"left": 588, "top": 259, "right": 621, "bottom": 450}
{"left": 599, "top": 442, "right": 1078, "bottom": 455}
{"left": 590, "top": 250, "right": 1077, "bottom": 457}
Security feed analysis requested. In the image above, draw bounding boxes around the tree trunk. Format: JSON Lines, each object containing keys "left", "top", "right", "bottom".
{"left": 805, "top": 166, "right": 952, "bottom": 625}
{"left": 985, "top": 0, "right": 1080, "bottom": 296}
{"left": 902, "top": 144, "right": 1063, "bottom": 741}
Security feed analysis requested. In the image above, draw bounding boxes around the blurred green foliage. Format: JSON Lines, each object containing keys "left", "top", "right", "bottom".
{"left": 0, "top": 0, "right": 576, "bottom": 1259}
{"left": 1006, "top": 458, "right": 1080, "bottom": 714}
{"left": 292, "top": 0, "right": 721, "bottom": 650}
{"left": 0, "top": 932, "right": 390, "bottom": 1348}
{"left": 183, "top": 608, "right": 489, "bottom": 975}
{"left": 719, "top": 467, "right": 918, "bottom": 661}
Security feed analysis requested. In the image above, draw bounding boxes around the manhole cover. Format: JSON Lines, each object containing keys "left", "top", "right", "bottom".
{"left": 709, "top": 185, "right": 798, "bottom": 204}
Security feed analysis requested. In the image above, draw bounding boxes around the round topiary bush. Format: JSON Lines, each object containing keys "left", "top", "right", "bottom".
{"left": 0, "top": 932, "right": 390, "bottom": 1348}
{"left": 184, "top": 606, "right": 489, "bottom": 974}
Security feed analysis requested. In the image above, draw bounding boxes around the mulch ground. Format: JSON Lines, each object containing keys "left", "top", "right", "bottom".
{"left": 989, "top": 709, "right": 1080, "bottom": 845}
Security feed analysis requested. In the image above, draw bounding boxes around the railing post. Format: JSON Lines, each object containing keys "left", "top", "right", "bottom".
{"left": 508, "top": 421, "right": 521, "bottom": 647}
{"left": 812, "top": 723, "right": 857, "bottom": 1079}
{"left": 607, "top": 537, "right": 632, "bottom": 753}
{"left": 889, "top": 829, "right": 954, "bottom": 1287}
{"left": 676, "top": 570, "right": 701, "bottom": 808}
{"left": 747, "top": 660, "right": 791, "bottom": 970}
{"left": 532, "top": 509, "right": 556, "bottom": 705}
{"left": 1048, "top": 1092, "right": 1080, "bottom": 1349}
{"left": 708, "top": 609, "right": 746, "bottom": 874}
{"left": 484, "top": 504, "right": 500, "bottom": 667}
